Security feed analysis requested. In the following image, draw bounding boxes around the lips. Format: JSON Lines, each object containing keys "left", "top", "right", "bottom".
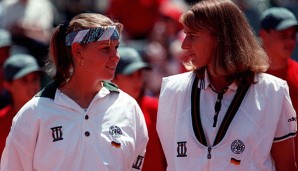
{"left": 106, "top": 64, "right": 117, "bottom": 70}
{"left": 186, "top": 51, "right": 195, "bottom": 57}
{"left": 187, "top": 53, "right": 196, "bottom": 59}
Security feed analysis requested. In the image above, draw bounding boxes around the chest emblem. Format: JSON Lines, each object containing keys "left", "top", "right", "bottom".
{"left": 109, "top": 125, "right": 122, "bottom": 138}
{"left": 177, "top": 141, "right": 187, "bottom": 157}
{"left": 51, "top": 126, "right": 63, "bottom": 142}
{"left": 231, "top": 139, "right": 245, "bottom": 154}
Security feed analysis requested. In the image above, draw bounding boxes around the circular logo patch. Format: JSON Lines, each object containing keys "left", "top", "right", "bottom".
{"left": 109, "top": 125, "right": 122, "bottom": 138}
{"left": 231, "top": 139, "right": 245, "bottom": 154}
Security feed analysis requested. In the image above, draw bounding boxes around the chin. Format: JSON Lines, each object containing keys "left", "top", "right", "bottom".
{"left": 103, "top": 75, "right": 114, "bottom": 81}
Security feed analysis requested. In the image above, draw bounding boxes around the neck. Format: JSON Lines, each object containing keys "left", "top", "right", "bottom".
{"left": 60, "top": 78, "right": 103, "bottom": 108}
{"left": 207, "top": 71, "right": 231, "bottom": 93}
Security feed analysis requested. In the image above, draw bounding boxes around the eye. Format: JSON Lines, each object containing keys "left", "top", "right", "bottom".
{"left": 190, "top": 34, "right": 197, "bottom": 39}
{"left": 102, "top": 46, "right": 110, "bottom": 52}
{"left": 185, "top": 33, "right": 196, "bottom": 40}
{"left": 185, "top": 35, "right": 192, "bottom": 41}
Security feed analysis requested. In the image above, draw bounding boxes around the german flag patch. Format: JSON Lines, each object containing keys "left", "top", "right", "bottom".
{"left": 111, "top": 141, "right": 121, "bottom": 148}
{"left": 230, "top": 158, "right": 241, "bottom": 165}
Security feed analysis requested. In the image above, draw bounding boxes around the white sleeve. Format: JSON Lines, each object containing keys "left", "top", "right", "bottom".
{"left": 274, "top": 82, "right": 297, "bottom": 142}
{"left": 1, "top": 104, "right": 39, "bottom": 171}
{"left": 131, "top": 103, "right": 148, "bottom": 170}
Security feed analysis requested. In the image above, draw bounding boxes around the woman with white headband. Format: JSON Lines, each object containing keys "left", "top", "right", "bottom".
{"left": 0, "top": 13, "right": 148, "bottom": 171}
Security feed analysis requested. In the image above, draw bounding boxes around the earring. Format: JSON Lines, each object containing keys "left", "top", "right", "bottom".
{"left": 80, "top": 59, "right": 84, "bottom": 66}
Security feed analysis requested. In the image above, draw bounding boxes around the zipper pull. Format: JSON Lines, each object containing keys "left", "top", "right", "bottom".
{"left": 207, "top": 147, "right": 212, "bottom": 159}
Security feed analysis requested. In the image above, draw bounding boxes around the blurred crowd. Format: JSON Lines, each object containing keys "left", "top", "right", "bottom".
{"left": 0, "top": 0, "right": 297, "bottom": 99}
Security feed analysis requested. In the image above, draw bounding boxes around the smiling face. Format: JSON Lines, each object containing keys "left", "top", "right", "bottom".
{"left": 181, "top": 26, "right": 217, "bottom": 69}
{"left": 74, "top": 39, "right": 120, "bottom": 81}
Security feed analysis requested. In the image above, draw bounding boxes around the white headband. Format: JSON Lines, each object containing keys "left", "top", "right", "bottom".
{"left": 65, "top": 26, "right": 120, "bottom": 46}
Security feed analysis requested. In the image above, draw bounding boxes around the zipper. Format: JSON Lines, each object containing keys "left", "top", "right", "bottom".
{"left": 207, "top": 147, "right": 212, "bottom": 159}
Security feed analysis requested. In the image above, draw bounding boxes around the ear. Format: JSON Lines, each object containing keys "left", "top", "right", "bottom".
{"left": 71, "top": 43, "right": 84, "bottom": 65}
{"left": 71, "top": 42, "right": 83, "bottom": 58}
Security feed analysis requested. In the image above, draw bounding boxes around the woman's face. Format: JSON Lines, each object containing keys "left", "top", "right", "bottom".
{"left": 181, "top": 26, "right": 217, "bottom": 68}
{"left": 79, "top": 40, "right": 120, "bottom": 81}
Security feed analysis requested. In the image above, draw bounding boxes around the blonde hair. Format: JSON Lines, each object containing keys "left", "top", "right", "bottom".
{"left": 47, "top": 13, "right": 123, "bottom": 86}
{"left": 180, "top": 0, "right": 269, "bottom": 85}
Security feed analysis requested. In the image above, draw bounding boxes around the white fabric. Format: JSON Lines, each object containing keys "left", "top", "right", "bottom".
{"left": 1, "top": 87, "right": 148, "bottom": 171}
{"left": 157, "top": 71, "right": 297, "bottom": 171}
{"left": 72, "top": 29, "right": 89, "bottom": 44}
{"left": 71, "top": 26, "right": 117, "bottom": 45}
{"left": 98, "top": 26, "right": 116, "bottom": 41}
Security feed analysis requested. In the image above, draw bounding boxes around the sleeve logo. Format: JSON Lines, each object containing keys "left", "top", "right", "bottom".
{"left": 288, "top": 117, "right": 297, "bottom": 122}
{"left": 132, "top": 155, "right": 144, "bottom": 170}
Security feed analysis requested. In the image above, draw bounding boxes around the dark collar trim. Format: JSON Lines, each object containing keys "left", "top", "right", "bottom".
{"left": 35, "top": 81, "right": 58, "bottom": 99}
{"left": 191, "top": 75, "right": 249, "bottom": 147}
{"left": 103, "top": 81, "right": 119, "bottom": 93}
{"left": 191, "top": 76, "right": 207, "bottom": 145}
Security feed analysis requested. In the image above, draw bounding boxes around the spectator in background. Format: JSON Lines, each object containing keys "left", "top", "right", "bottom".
{"left": 142, "top": 42, "right": 167, "bottom": 97}
{"left": 112, "top": 47, "right": 167, "bottom": 171}
{"left": 259, "top": 7, "right": 298, "bottom": 167}
{"left": 50, "top": 0, "right": 109, "bottom": 21}
{"left": 106, "top": 0, "right": 166, "bottom": 40}
{"left": 0, "top": 0, "right": 56, "bottom": 66}
{"left": 149, "top": 0, "right": 187, "bottom": 50}
{"left": 0, "top": 0, "right": 54, "bottom": 43}
{"left": 0, "top": 54, "right": 42, "bottom": 157}
{"left": 0, "top": 29, "right": 12, "bottom": 109}
{"left": 232, "top": 0, "right": 269, "bottom": 32}
{"left": 141, "top": 1, "right": 187, "bottom": 97}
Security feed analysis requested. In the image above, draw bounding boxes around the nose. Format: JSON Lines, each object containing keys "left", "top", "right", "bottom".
{"left": 181, "top": 37, "right": 189, "bottom": 50}
{"left": 113, "top": 51, "right": 120, "bottom": 61}
{"left": 109, "top": 49, "right": 120, "bottom": 61}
